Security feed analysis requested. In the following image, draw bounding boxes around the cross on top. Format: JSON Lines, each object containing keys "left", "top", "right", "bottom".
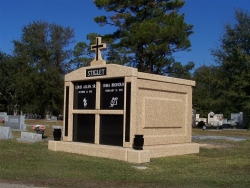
{"left": 91, "top": 37, "right": 106, "bottom": 61}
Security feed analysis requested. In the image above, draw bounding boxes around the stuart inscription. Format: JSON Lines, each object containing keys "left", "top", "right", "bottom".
{"left": 86, "top": 67, "right": 106, "bottom": 77}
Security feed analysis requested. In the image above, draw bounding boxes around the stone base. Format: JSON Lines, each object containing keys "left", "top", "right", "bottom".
{"left": 90, "top": 60, "right": 106, "bottom": 66}
{"left": 48, "top": 141, "right": 199, "bottom": 163}
{"left": 144, "top": 143, "right": 200, "bottom": 158}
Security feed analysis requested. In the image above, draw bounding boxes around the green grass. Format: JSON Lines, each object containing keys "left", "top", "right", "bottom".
{"left": 193, "top": 127, "right": 250, "bottom": 138}
{"left": 0, "top": 122, "right": 250, "bottom": 187}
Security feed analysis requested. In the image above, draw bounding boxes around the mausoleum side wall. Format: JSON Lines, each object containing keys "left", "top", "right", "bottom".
{"left": 135, "top": 79, "right": 193, "bottom": 146}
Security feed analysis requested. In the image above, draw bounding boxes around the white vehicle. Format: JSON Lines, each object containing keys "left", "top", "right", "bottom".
{"left": 208, "top": 111, "right": 223, "bottom": 129}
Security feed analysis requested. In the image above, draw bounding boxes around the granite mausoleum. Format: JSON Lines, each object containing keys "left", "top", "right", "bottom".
{"left": 48, "top": 37, "right": 199, "bottom": 163}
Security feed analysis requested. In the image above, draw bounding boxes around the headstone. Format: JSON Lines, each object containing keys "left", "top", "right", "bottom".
{"left": 231, "top": 113, "right": 243, "bottom": 124}
{"left": 51, "top": 116, "right": 57, "bottom": 121}
{"left": 16, "top": 132, "right": 43, "bottom": 142}
{"left": 0, "top": 112, "right": 7, "bottom": 122}
{"left": 58, "top": 115, "right": 63, "bottom": 120}
{"left": 4, "top": 115, "right": 26, "bottom": 130}
{"left": 0, "top": 126, "right": 13, "bottom": 139}
{"left": 230, "top": 112, "right": 248, "bottom": 128}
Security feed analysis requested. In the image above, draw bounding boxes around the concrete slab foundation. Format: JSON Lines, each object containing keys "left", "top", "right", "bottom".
{"left": 48, "top": 140, "right": 199, "bottom": 163}
{"left": 144, "top": 143, "right": 200, "bottom": 158}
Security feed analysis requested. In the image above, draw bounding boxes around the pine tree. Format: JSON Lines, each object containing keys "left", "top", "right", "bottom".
{"left": 211, "top": 9, "right": 250, "bottom": 114}
{"left": 12, "top": 21, "right": 74, "bottom": 115}
{"left": 74, "top": 0, "right": 194, "bottom": 77}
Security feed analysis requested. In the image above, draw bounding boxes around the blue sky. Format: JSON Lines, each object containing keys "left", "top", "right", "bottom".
{"left": 1, "top": 0, "right": 250, "bottom": 69}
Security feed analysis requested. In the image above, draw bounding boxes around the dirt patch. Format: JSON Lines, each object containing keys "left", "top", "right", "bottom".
{"left": 199, "top": 142, "right": 236, "bottom": 149}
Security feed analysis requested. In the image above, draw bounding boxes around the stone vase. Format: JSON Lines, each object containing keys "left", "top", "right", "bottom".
{"left": 53, "top": 129, "right": 62, "bottom": 141}
{"left": 133, "top": 135, "right": 144, "bottom": 150}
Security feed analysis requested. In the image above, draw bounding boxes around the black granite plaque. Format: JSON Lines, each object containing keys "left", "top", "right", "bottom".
{"left": 100, "top": 78, "right": 124, "bottom": 109}
{"left": 73, "top": 81, "right": 96, "bottom": 109}
{"left": 73, "top": 114, "right": 95, "bottom": 143}
{"left": 86, "top": 67, "right": 106, "bottom": 77}
{"left": 99, "top": 115, "right": 123, "bottom": 146}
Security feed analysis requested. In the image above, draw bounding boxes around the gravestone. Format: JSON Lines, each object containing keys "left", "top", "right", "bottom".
{"left": 0, "top": 112, "right": 7, "bottom": 122}
{"left": 0, "top": 126, "right": 13, "bottom": 139}
{"left": 17, "top": 132, "right": 43, "bottom": 142}
{"left": 48, "top": 37, "right": 199, "bottom": 163}
{"left": 4, "top": 115, "right": 26, "bottom": 130}
{"left": 58, "top": 114, "right": 63, "bottom": 120}
{"left": 51, "top": 116, "right": 57, "bottom": 121}
{"left": 230, "top": 112, "right": 248, "bottom": 128}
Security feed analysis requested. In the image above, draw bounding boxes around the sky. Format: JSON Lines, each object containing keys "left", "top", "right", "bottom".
{"left": 1, "top": 0, "right": 250, "bottom": 69}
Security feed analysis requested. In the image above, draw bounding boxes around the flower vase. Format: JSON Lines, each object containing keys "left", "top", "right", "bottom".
{"left": 36, "top": 130, "right": 44, "bottom": 137}
{"left": 53, "top": 129, "right": 62, "bottom": 141}
{"left": 133, "top": 135, "right": 144, "bottom": 150}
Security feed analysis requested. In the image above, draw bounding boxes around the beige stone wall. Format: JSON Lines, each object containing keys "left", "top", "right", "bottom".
{"left": 64, "top": 64, "right": 137, "bottom": 82}
{"left": 134, "top": 76, "right": 194, "bottom": 146}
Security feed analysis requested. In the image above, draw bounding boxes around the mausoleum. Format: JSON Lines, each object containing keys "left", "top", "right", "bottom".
{"left": 48, "top": 37, "right": 199, "bottom": 163}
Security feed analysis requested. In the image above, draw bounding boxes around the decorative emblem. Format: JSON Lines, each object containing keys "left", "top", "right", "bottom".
{"left": 110, "top": 97, "right": 118, "bottom": 108}
{"left": 83, "top": 98, "right": 87, "bottom": 108}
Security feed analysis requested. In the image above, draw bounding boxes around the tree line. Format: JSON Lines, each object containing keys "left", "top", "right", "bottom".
{"left": 0, "top": 1, "right": 249, "bottom": 120}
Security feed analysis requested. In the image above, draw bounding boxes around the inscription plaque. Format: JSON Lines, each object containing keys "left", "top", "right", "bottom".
{"left": 100, "top": 78, "right": 124, "bottom": 109}
{"left": 86, "top": 67, "right": 106, "bottom": 77}
{"left": 73, "top": 81, "right": 96, "bottom": 109}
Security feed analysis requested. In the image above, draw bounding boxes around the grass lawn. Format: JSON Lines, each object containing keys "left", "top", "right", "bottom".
{"left": 0, "top": 120, "right": 250, "bottom": 188}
